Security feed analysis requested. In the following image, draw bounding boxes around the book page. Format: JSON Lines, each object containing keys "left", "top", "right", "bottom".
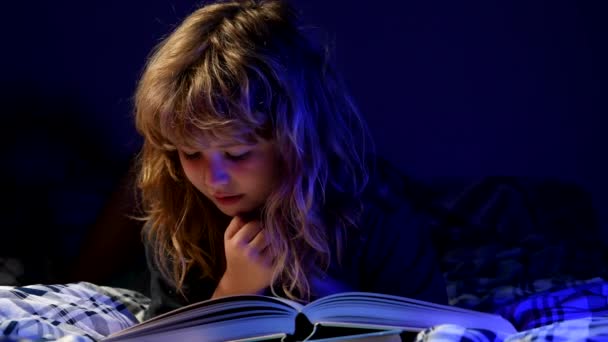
{"left": 306, "top": 329, "right": 405, "bottom": 342}
{"left": 302, "top": 292, "right": 517, "bottom": 336}
{"left": 105, "top": 295, "right": 301, "bottom": 341}
{"left": 106, "top": 320, "right": 291, "bottom": 342}
{"left": 146, "top": 295, "right": 302, "bottom": 325}
{"left": 229, "top": 332, "right": 289, "bottom": 342}
{"left": 304, "top": 325, "right": 411, "bottom": 342}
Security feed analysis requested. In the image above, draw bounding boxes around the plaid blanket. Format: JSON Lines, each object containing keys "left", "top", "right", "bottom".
{"left": 1, "top": 280, "right": 607, "bottom": 341}
{"left": 417, "top": 277, "right": 608, "bottom": 341}
{"left": 0, "top": 282, "right": 149, "bottom": 342}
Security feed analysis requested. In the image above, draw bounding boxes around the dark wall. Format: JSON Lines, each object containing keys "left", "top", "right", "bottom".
{"left": 295, "top": 0, "right": 608, "bottom": 237}
{"left": 2, "top": 0, "right": 606, "bottom": 282}
{"left": 1, "top": 1, "right": 198, "bottom": 283}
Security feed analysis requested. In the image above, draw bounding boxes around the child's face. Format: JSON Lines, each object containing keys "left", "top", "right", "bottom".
{"left": 177, "top": 137, "right": 280, "bottom": 218}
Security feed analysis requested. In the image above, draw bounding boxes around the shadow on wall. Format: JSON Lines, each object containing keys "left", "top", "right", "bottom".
{"left": 1, "top": 82, "right": 144, "bottom": 287}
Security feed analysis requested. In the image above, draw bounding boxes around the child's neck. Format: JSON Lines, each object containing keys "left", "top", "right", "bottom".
{"left": 239, "top": 208, "right": 262, "bottom": 222}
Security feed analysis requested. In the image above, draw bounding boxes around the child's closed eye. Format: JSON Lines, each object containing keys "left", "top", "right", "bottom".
{"left": 183, "top": 151, "right": 202, "bottom": 160}
{"left": 225, "top": 151, "right": 251, "bottom": 162}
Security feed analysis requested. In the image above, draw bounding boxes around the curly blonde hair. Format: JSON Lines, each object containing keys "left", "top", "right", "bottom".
{"left": 135, "top": 0, "right": 373, "bottom": 302}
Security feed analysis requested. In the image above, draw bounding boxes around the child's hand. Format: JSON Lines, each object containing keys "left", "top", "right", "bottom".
{"left": 213, "top": 216, "right": 275, "bottom": 298}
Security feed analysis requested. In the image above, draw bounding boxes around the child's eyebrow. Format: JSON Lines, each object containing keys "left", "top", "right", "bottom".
{"left": 214, "top": 141, "right": 257, "bottom": 148}
{"left": 180, "top": 142, "right": 255, "bottom": 150}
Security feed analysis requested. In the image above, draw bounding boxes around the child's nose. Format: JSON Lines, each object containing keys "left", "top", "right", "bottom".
{"left": 206, "top": 157, "right": 229, "bottom": 186}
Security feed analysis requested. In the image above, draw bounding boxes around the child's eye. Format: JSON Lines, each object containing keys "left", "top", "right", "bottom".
{"left": 225, "top": 151, "right": 251, "bottom": 161}
{"left": 182, "top": 151, "right": 202, "bottom": 160}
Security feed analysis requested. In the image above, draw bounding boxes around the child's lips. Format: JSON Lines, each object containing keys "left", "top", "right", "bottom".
{"left": 213, "top": 194, "right": 244, "bottom": 205}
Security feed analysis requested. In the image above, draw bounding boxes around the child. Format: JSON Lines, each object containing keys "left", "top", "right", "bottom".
{"left": 134, "top": 0, "right": 447, "bottom": 319}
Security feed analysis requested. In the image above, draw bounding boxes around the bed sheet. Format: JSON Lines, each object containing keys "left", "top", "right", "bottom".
{"left": 1, "top": 279, "right": 607, "bottom": 341}
{"left": 0, "top": 282, "right": 149, "bottom": 342}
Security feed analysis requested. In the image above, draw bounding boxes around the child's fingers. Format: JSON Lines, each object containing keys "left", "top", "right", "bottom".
{"left": 262, "top": 248, "right": 278, "bottom": 268}
{"left": 224, "top": 216, "right": 245, "bottom": 240}
{"left": 249, "top": 230, "right": 269, "bottom": 251}
{"left": 233, "top": 220, "right": 262, "bottom": 244}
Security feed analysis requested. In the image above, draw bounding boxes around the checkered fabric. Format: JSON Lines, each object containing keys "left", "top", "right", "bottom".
{"left": 2, "top": 279, "right": 608, "bottom": 341}
{"left": 0, "top": 282, "right": 149, "bottom": 342}
{"left": 416, "top": 278, "right": 608, "bottom": 341}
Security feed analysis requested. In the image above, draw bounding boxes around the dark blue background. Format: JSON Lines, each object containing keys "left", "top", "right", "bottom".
{"left": 2, "top": 0, "right": 607, "bottom": 281}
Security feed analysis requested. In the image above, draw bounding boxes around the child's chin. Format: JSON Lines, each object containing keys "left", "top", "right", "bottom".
{"left": 218, "top": 205, "right": 251, "bottom": 218}
{"left": 217, "top": 207, "right": 240, "bottom": 217}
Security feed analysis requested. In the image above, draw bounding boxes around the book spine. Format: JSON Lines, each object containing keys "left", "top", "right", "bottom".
{"left": 282, "top": 312, "right": 314, "bottom": 342}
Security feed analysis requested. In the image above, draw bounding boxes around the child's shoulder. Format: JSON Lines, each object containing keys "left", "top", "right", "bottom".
{"left": 351, "top": 156, "right": 436, "bottom": 262}
{"left": 358, "top": 155, "right": 431, "bottom": 235}
{"left": 362, "top": 155, "right": 409, "bottom": 211}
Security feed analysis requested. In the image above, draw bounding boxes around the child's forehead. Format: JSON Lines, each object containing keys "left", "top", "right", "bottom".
{"left": 179, "top": 131, "right": 256, "bottom": 149}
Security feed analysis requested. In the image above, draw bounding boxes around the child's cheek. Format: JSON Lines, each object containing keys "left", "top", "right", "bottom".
{"left": 179, "top": 159, "right": 208, "bottom": 187}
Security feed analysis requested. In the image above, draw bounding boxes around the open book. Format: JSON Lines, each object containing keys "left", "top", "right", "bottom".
{"left": 104, "top": 292, "right": 516, "bottom": 342}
